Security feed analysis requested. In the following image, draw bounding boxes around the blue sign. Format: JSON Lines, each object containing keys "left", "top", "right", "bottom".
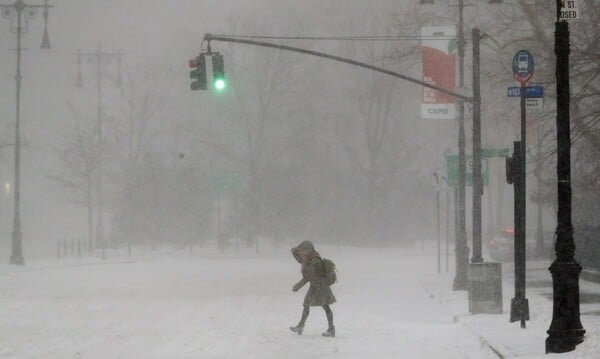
{"left": 512, "top": 50, "right": 534, "bottom": 83}
{"left": 507, "top": 86, "right": 544, "bottom": 98}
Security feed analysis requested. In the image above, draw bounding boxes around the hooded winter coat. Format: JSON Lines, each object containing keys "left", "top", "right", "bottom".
{"left": 291, "top": 240, "right": 337, "bottom": 307}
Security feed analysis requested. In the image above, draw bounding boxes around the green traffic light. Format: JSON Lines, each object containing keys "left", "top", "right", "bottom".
{"left": 214, "top": 79, "right": 226, "bottom": 91}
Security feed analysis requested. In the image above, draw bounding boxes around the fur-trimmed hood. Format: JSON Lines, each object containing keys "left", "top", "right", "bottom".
{"left": 291, "top": 240, "right": 320, "bottom": 264}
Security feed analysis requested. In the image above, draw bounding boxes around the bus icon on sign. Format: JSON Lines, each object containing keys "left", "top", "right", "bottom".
{"left": 518, "top": 53, "right": 529, "bottom": 72}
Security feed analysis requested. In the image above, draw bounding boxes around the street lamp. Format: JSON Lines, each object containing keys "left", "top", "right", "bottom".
{"left": 75, "top": 45, "right": 124, "bottom": 260}
{"left": 545, "top": 0, "right": 585, "bottom": 353}
{"left": 0, "top": 0, "right": 53, "bottom": 265}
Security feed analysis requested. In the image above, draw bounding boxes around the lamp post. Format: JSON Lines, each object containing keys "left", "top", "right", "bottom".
{"left": 1, "top": 0, "right": 53, "bottom": 265}
{"left": 545, "top": 0, "right": 585, "bottom": 353}
{"left": 76, "top": 45, "right": 124, "bottom": 260}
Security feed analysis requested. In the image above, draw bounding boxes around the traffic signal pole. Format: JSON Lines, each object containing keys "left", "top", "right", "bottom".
{"left": 511, "top": 80, "right": 530, "bottom": 327}
{"left": 508, "top": 140, "right": 529, "bottom": 327}
{"left": 202, "top": 35, "right": 473, "bottom": 103}
{"left": 471, "top": 27, "right": 483, "bottom": 264}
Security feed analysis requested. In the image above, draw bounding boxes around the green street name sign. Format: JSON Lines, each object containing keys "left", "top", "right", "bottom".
{"left": 446, "top": 155, "right": 489, "bottom": 187}
{"left": 481, "top": 148, "right": 509, "bottom": 158}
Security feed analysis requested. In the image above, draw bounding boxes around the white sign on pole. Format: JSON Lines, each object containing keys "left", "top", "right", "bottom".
{"left": 421, "top": 26, "right": 457, "bottom": 120}
{"left": 526, "top": 98, "right": 543, "bottom": 112}
{"left": 559, "top": 0, "right": 580, "bottom": 21}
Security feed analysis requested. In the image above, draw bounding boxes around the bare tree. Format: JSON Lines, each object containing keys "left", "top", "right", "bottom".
{"left": 49, "top": 104, "right": 96, "bottom": 249}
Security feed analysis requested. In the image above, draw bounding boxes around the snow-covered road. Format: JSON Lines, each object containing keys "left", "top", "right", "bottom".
{"left": 0, "top": 247, "right": 497, "bottom": 358}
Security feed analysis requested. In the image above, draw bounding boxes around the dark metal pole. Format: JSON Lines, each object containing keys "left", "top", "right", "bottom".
{"left": 453, "top": 0, "right": 469, "bottom": 290}
{"left": 454, "top": 186, "right": 459, "bottom": 261}
{"left": 437, "top": 185, "right": 441, "bottom": 274}
{"left": 128, "top": 82, "right": 134, "bottom": 257}
{"left": 535, "top": 126, "right": 545, "bottom": 258}
{"left": 235, "top": 192, "right": 240, "bottom": 253}
{"left": 546, "top": 2, "right": 585, "bottom": 352}
{"left": 446, "top": 188, "right": 450, "bottom": 272}
{"left": 510, "top": 140, "right": 529, "bottom": 327}
{"left": 217, "top": 191, "right": 223, "bottom": 254}
{"left": 87, "top": 176, "right": 93, "bottom": 254}
{"left": 471, "top": 27, "right": 483, "bottom": 263}
{"left": 9, "top": 1, "right": 25, "bottom": 265}
{"left": 520, "top": 82, "right": 530, "bottom": 326}
{"left": 96, "top": 46, "right": 105, "bottom": 260}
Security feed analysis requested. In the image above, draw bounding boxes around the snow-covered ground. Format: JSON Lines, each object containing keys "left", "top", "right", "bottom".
{"left": 0, "top": 245, "right": 502, "bottom": 358}
{"left": 3, "top": 244, "right": 600, "bottom": 358}
{"left": 422, "top": 258, "right": 600, "bottom": 359}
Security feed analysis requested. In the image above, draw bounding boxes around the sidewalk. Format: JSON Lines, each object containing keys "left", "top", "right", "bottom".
{"left": 424, "top": 260, "right": 600, "bottom": 358}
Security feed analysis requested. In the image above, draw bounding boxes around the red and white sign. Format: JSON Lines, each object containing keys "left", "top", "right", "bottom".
{"left": 422, "top": 26, "right": 457, "bottom": 120}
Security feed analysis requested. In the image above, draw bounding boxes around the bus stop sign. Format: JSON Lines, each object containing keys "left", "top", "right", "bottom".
{"left": 512, "top": 50, "right": 534, "bottom": 84}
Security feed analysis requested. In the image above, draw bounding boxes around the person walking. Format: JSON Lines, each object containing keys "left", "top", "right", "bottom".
{"left": 290, "top": 240, "right": 337, "bottom": 337}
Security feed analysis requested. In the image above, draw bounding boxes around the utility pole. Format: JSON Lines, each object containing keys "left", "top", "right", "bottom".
{"left": 546, "top": 0, "right": 585, "bottom": 352}
{"left": 446, "top": 187, "right": 450, "bottom": 272}
{"left": 453, "top": 0, "right": 469, "bottom": 289}
{"left": 76, "top": 45, "right": 124, "bottom": 260}
{"left": 434, "top": 170, "right": 441, "bottom": 274}
{"left": 471, "top": 27, "right": 483, "bottom": 264}
{"left": 508, "top": 141, "right": 529, "bottom": 327}
{"left": 534, "top": 122, "right": 545, "bottom": 258}
{"left": 1, "top": 0, "right": 53, "bottom": 265}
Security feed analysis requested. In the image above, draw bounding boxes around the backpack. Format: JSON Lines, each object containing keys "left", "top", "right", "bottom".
{"left": 321, "top": 258, "right": 337, "bottom": 286}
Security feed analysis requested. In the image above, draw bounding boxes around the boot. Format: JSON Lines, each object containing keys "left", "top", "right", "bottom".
{"left": 290, "top": 324, "right": 304, "bottom": 335}
{"left": 322, "top": 326, "right": 335, "bottom": 337}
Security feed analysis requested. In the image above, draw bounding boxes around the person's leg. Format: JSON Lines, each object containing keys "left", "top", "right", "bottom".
{"left": 322, "top": 305, "right": 335, "bottom": 337}
{"left": 290, "top": 306, "right": 310, "bottom": 334}
{"left": 300, "top": 305, "right": 310, "bottom": 326}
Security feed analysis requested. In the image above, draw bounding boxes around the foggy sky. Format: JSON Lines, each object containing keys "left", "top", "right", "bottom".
{"left": 0, "top": 0, "right": 541, "bottom": 256}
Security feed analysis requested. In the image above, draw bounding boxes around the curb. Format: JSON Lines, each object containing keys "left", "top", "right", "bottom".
{"left": 422, "top": 284, "right": 513, "bottom": 359}
{"left": 456, "top": 318, "right": 515, "bottom": 358}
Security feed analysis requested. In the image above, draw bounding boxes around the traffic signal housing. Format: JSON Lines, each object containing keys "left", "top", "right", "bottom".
{"left": 189, "top": 55, "right": 207, "bottom": 91}
{"left": 506, "top": 156, "right": 515, "bottom": 185}
{"left": 506, "top": 141, "right": 520, "bottom": 185}
{"left": 212, "top": 54, "right": 226, "bottom": 91}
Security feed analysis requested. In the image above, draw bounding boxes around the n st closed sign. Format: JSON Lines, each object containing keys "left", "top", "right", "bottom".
{"left": 560, "top": 0, "right": 580, "bottom": 21}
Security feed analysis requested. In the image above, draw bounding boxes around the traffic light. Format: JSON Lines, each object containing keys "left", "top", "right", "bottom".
{"left": 506, "top": 141, "right": 520, "bottom": 185}
{"left": 189, "top": 55, "right": 207, "bottom": 91}
{"left": 506, "top": 156, "right": 515, "bottom": 185}
{"left": 212, "top": 54, "right": 226, "bottom": 91}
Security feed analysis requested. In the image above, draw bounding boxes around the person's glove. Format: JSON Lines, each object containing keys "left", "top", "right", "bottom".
{"left": 292, "top": 283, "right": 302, "bottom": 292}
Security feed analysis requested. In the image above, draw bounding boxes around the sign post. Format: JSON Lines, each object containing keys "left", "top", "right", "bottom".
{"left": 510, "top": 49, "right": 533, "bottom": 328}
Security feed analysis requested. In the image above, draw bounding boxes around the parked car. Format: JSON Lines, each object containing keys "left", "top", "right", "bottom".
{"left": 486, "top": 227, "right": 538, "bottom": 262}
